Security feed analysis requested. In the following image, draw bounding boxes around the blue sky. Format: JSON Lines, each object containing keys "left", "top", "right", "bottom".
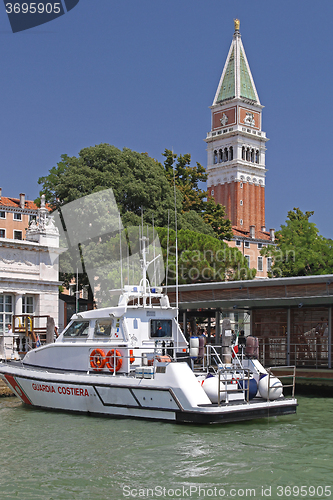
{"left": 0, "top": 1, "right": 332, "bottom": 237}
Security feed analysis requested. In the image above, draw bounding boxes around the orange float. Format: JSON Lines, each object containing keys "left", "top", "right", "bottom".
{"left": 106, "top": 349, "right": 123, "bottom": 373}
{"left": 90, "top": 349, "right": 106, "bottom": 371}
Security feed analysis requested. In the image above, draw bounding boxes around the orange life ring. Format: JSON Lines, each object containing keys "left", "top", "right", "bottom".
{"left": 90, "top": 348, "right": 106, "bottom": 371}
{"left": 106, "top": 349, "right": 123, "bottom": 373}
{"left": 129, "top": 349, "right": 135, "bottom": 364}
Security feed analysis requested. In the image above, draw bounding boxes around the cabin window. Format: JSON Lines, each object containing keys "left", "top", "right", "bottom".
{"left": 94, "top": 319, "right": 112, "bottom": 337}
{"left": 63, "top": 320, "right": 90, "bottom": 338}
{"left": 150, "top": 319, "right": 172, "bottom": 338}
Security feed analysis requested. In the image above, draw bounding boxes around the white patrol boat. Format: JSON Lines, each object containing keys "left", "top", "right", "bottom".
{"left": 0, "top": 274, "right": 297, "bottom": 424}
{"left": 0, "top": 187, "right": 297, "bottom": 424}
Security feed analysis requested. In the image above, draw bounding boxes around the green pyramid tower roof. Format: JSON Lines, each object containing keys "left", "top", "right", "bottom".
{"left": 216, "top": 48, "right": 235, "bottom": 102}
{"left": 213, "top": 23, "right": 260, "bottom": 106}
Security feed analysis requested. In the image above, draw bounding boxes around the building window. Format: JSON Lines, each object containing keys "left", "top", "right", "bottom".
{"left": 0, "top": 211, "right": 5, "bottom": 219}
{"left": 240, "top": 182, "right": 243, "bottom": 188}
{"left": 240, "top": 219, "right": 243, "bottom": 225}
{"left": 22, "top": 296, "right": 34, "bottom": 314}
{"left": 257, "top": 256, "right": 263, "bottom": 272}
{"left": 14, "top": 213, "right": 22, "bottom": 221}
{"left": 240, "top": 200, "right": 243, "bottom": 206}
{"left": 236, "top": 240, "right": 241, "bottom": 246}
{"left": 267, "top": 257, "right": 272, "bottom": 272}
{"left": 257, "top": 243, "right": 263, "bottom": 249}
{"left": 211, "top": 189, "right": 214, "bottom": 195}
{"left": 214, "top": 151, "right": 218, "bottom": 164}
{"left": 14, "top": 231, "right": 22, "bottom": 240}
{"left": 242, "top": 146, "right": 245, "bottom": 160}
{"left": 244, "top": 241, "right": 250, "bottom": 248}
{"left": 0, "top": 229, "right": 5, "bottom": 238}
{"left": 229, "top": 146, "right": 233, "bottom": 161}
{"left": 245, "top": 255, "right": 250, "bottom": 267}
{"left": 255, "top": 150, "right": 260, "bottom": 164}
{"left": 29, "top": 214, "right": 37, "bottom": 223}
{"left": 0, "top": 294, "right": 13, "bottom": 335}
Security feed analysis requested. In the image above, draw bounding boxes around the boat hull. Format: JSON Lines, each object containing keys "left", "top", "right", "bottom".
{"left": 0, "top": 362, "right": 297, "bottom": 424}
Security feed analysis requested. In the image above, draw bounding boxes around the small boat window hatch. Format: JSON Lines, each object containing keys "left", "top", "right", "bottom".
{"left": 94, "top": 319, "right": 112, "bottom": 337}
{"left": 63, "top": 321, "right": 89, "bottom": 338}
{"left": 150, "top": 319, "right": 172, "bottom": 338}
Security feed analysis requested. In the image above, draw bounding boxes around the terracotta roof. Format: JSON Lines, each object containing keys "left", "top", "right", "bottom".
{"left": 0, "top": 196, "right": 38, "bottom": 210}
{"left": 232, "top": 225, "right": 272, "bottom": 241}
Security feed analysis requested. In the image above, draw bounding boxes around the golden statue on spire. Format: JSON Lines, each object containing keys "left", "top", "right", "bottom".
{"left": 234, "top": 19, "right": 240, "bottom": 31}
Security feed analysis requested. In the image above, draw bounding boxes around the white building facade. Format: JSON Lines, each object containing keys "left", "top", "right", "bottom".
{"left": 0, "top": 197, "right": 60, "bottom": 358}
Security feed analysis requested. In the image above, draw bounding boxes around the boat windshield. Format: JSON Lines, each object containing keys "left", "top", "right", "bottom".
{"left": 150, "top": 319, "right": 172, "bottom": 338}
{"left": 63, "top": 321, "right": 90, "bottom": 338}
{"left": 94, "top": 319, "right": 112, "bottom": 337}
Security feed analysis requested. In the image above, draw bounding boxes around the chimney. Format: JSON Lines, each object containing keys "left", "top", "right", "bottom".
{"left": 250, "top": 225, "right": 255, "bottom": 239}
{"left": 19, "top": 193, "right": 25, "bottom": 209}
{"left": 261, "top": 226, "right": 266, "bottom": 232}
{"left": 270, "top": 228, "right": 275, "bottom": 242}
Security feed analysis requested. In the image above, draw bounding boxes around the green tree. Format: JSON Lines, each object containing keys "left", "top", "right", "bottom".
{"left": 202, "top": 198, "right": 233, "bottom": 240}
{"left": 38, "top": 144, "right": 182, "bottom": 228}
{"left": 261, "top": 207, "right": 333, "bottom": 277}
{"left": 162, "top": 149, "right": 207, "bottom": 213}
{"left": 157, "top": 227, "right": 256, "bottom": 284}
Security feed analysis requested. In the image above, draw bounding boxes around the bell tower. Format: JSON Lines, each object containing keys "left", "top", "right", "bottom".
{"left": 205, "top": 19, "right": 269, "bottom": 235}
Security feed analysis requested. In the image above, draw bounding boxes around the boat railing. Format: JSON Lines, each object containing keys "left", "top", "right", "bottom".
{"left": 193, "top": 343, "right": 244, "bottom": 373}
{"left": 217, "top": 368, "right": 252, "bottom": 406}
{"left": 266, "top": 365, "right": 296, "bottom": 399}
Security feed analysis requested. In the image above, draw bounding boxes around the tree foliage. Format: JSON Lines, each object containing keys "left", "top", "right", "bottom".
{"left": 162, "top": 149, "right": 207, "bottom": 213}
{"left": 38, "top": 144, "right": 182, "bottom": 229}
{"left": 157, "top": 227, "right": 255, "bottom": 284}
{"left": 37, "top": 144, "right": 238, "bottom": 299}
{"left": 162, "top": 149, "right": 233, "bottom": 240}
{"left": 261, "top": 207, "right": 333, "bottom": 277}
{"left": 202, "top": 198, "right": 233, "bottom": 240}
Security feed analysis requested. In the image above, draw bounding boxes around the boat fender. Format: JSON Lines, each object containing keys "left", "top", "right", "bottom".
{"left": 90, "top": 349, "right": 106, "bottom": 371}
{"left": 238, "top": 378, "right": 258, "bottom": 400}
{"left": 202, "top": 376, "right": 226, "bottom": 404}
{"left": 106, "top": 349, "right": 123, "bottom": 373}
{"left": 129, "top": 349, "right": 135, "bottom": 364}
{"left": 258, "top": 374, "right": 283, "bottom": 400}
{"left": 155, "top": 355, "right": 172, "bottom": 363}
{"left": 189, "top": 337, "right": 199, "bottom": 359}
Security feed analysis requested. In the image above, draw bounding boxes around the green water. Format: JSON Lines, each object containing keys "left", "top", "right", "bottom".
{"left": 0, "top": 396, "right": 332, "bottom": 500}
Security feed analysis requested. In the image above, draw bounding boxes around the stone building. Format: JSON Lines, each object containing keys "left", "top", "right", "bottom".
{"left": 0, "top": 196, "right": 60, "bottom": 358}
{"left": 0, "top": 189, "right": 39, "bottom": 241}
